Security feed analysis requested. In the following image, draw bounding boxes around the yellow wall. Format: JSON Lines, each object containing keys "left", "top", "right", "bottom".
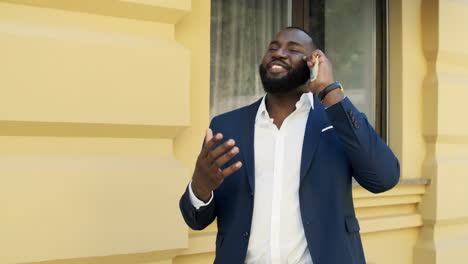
{"left": 384, "top": 0, "right": 468, "bottom": 263}
{"left": 414, "top": 0, "right": 468, "bottom": 263}
{"left": 3, "top": 0, "right": 468, "bottom": 263}
{"left": 1, "top": 0, "right": 212, "bottom": 263}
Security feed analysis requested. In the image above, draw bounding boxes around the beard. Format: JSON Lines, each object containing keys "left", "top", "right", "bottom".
{"left": 259, "top": 61, "right": 310, "bottom": 94}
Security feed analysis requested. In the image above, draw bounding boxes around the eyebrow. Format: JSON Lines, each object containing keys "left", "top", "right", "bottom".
{"left": 268, "top": 40, "right": 305, "bottom": 48}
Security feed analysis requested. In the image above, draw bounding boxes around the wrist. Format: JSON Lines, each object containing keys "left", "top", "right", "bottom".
{"left": 321, "top": 88, "right": 345, "bottom": 108}
{"left": 191, "top": 179, "right": 212, "bottom": 202}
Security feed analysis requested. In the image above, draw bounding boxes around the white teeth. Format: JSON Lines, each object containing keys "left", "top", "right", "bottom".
{"left": 272, "top": 65, "right": 283, "bottom": 69}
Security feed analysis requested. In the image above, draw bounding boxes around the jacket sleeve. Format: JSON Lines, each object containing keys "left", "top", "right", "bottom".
{"left": 325, "top": 97, "right": 400, "bottom": 193}
{"left": 179, "top": 185, "right": 216, "bottom": 230}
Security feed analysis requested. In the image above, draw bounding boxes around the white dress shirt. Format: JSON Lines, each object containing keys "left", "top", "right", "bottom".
{"left": 189, "top": 92, "right": 314, "bottom": 264}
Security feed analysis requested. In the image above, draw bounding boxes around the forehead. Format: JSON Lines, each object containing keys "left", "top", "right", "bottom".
{"left": 271, "top": 29, "right": 313, "bottom": 47}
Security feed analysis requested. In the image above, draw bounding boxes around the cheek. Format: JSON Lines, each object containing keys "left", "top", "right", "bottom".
{"left": 292, "top": 57, "right": 308, "bottom": 69}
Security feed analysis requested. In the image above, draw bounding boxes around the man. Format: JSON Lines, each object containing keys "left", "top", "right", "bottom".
{"left": 179, "top": 27, "right": 400, "bottom": 264}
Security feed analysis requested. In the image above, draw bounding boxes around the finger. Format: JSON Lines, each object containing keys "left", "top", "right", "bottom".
{"left": 305, "top": 56, "right": 313, "bottom": 67}
{"left": 201, "top": 133, "right": 223, "bottom": 157}
{"left": 313, "top": 50, "right": 328, "bottom": 63}
{"left": 303, "top": 53, "right": 314, "bottom": 62}
{"left": 221, "top": 161, "right": 243, "bottom": 178}
{"left": 205, "top": 128, "right": 213, "bottom": 144}
{"left": 310, "top": 54, "right": 320, "bottom": 66}
{"left": 206, "top": 139, "right": 236, "bottom": 163}
{"left": 212, "top": 146, "right": 240, "bottom": 169}
{"left": 312, "top": 49, "right": 324, "bottom": 56}
{"left": 304, "top": 52, "right": 320, "bottom": 67}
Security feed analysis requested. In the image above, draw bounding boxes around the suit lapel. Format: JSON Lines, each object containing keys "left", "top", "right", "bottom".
{"left": 239, "top": 98, "right": 262, "bottom": 193}
{"left": 300, "top": 95, "right": 329, "bottom": 184}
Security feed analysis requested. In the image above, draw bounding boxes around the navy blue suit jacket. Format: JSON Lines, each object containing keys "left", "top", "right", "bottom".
{"left": 180, "top": 96, "right": 400, "bottom": 264}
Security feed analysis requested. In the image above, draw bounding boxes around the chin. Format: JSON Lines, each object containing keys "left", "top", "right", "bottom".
{"left": 267, "top": 72, "right": 288, "bottom": 80}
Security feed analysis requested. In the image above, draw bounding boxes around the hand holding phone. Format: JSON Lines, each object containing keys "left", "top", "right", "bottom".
{"left": 309, "top": 55, "right": 319, "bottom": 82}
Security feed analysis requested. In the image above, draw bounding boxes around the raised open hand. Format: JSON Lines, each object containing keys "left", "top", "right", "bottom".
{"left": 191, "top": 128, "right": 243, "bottom": 202}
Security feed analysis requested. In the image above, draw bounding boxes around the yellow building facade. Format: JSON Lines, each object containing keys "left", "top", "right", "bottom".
{"left": 1, "top": 0, "right": 467, "bottom": 263}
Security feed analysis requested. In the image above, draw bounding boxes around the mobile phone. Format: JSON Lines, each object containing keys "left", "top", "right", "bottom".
{"left": 309, "top": 56, "right": 319, "bottom": 82}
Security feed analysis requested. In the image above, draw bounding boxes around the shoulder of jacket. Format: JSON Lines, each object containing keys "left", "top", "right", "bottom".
{"left": 211, "top": 98, "right": 262, "bottom": 124}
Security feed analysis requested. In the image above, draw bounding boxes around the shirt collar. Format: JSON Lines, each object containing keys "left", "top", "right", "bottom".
{"left": 255, "top": 92, "right": 314, "bottom": 123}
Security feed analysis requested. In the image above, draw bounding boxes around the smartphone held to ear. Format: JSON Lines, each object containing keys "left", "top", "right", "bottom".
{"left": 309, "top": 56, "right": 319, "bottom": 82}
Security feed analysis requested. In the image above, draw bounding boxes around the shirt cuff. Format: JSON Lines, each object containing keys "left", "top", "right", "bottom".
{"left": 188, "top": 180, "right": 214, "bottom": 210}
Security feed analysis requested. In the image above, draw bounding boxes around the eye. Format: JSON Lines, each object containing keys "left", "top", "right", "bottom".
{"left": 288, "top": 47, "right": 304, "bottom": 53}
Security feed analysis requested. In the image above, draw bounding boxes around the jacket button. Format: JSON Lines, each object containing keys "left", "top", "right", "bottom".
{"left": 189, "top": 211, "right": 194, "bottom": 217}
{"left": 243, "top": 232, "right": 249, "bottom": 237}
{"left": 354, "top": 123, "right": 359, "bottom": 128}
{"left": 250, "top": 191, "right": 254, "bottom": 197}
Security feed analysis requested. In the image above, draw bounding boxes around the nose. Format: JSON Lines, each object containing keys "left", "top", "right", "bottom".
{"left": 271, "top": 47, "right": 287, "bottom": 59}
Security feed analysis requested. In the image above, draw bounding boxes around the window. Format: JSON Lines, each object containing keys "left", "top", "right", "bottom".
{"left": 210, "top": 0, "right": 292, "bottom": 117}
{"left": 210, "top": 0, "right": 387, "bottom": 138}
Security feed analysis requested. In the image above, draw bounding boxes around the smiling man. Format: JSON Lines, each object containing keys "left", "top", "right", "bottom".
{"left": 179, "top": 27, "right": 400, "bottom": 264}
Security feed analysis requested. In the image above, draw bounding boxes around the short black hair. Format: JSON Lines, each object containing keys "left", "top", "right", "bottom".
{"left": 284, "top": 26, "right": 320, "bottom": 49}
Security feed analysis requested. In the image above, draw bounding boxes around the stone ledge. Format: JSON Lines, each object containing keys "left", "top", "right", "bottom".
{"left": 0, "top": 121, "right": 185, "bottom": 139}
{"left": 353, "top": 178, "right": 430, "bottom": 187}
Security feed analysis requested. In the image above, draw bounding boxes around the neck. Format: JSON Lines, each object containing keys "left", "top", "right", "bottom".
{"left": 265, "top": 84, "right": 309, "bottom": 128}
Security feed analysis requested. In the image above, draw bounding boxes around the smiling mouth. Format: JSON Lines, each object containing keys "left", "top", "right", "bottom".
{"left": 271, "top": 65, "right": 285, "bottom": 69}
{"left": 269, "top": 63, "right": 288, "bottom": 74}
